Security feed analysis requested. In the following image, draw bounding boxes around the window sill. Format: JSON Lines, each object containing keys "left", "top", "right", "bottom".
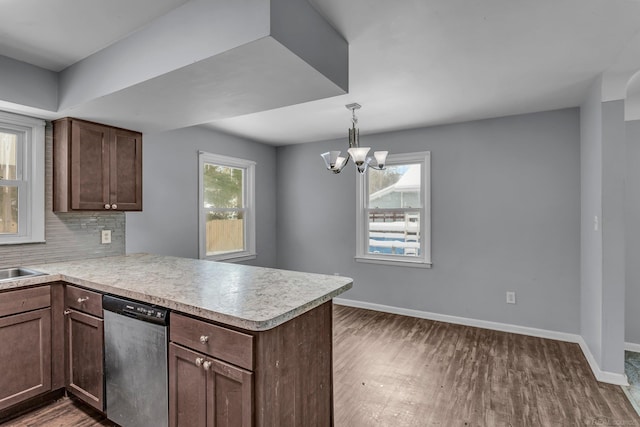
{"left": 354, "top": 256, "right": 432, "bottom": 269}
{"left": 205, "top": 252, "right": 257, "bottom": 263}
{"left": 0, "top": 238, "right": 46, "bottom": 246}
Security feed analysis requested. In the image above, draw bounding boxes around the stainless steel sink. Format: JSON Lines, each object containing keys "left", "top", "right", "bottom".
{"left": 0, "top": 267, "right": 46, "bottom": 282}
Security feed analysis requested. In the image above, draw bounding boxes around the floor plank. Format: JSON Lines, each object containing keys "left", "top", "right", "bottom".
{"left": 2, "top": 305, "right": 638, "bottom": 426}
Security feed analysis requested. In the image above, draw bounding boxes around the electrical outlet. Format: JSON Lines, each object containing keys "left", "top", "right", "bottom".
{"left": 506, "top": 291, "right": 516, "bottom": 304}
{"left": 101, "top": 230, "right": 112, "bottom": 244}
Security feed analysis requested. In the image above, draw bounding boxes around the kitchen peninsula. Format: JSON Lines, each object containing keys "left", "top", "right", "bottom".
{"left": 0, "top": 253, "right": 353, "bottom": 426}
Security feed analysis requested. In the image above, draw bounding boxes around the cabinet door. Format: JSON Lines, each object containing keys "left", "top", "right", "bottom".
{"left": 66, "top": 309, "right": 104, "bottom": 411}
{"left": 110, "top": 127, "right": 142, "bottom": 211}
{"left": 0, "top": 308, "right": 51, "bottom": 410}
{"left": 169, "top": 343, "right": 208, "bottom": 427}
{"left": 70, "top": 120, "right": 110, "bottom": 210}
{"left": 206, "top": 358, "right": 253, "bottom": 427}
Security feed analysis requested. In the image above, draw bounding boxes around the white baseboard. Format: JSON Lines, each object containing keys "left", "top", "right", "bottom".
{"left": 625, "top": 342, "right": 640, "bottom": 353}
{"left": 578, "top": 337, "right": 629, "bottom": 386}
{"left": 333, "top": 297, "right": 629, "bottom": 386}
{"left": 334, "top": 298, "right": 581, "bottom": 342}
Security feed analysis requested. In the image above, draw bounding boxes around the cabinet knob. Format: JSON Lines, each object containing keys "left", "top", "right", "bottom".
{"left": 63, "top": 309, "right": 71, "bottom": 315}
{"left": 195, "top": 357, "right": 204, "bottom": 367}
{"left": 203, "top": 360, "right": 212, "bottom": 371}
{"left": 199, "top": 335, "right": 209, "bottom": 344}
{"left": 111, "top": 204, "right": 117, "bottom": 209}
{"left": 77, "top": 296, "right": 89, "bottom": 304}
{"left": 104, "top": 204, "right": 111, "bottom": 209}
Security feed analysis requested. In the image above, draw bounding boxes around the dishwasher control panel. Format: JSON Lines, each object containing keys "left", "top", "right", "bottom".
{"left": 103, "top": 294, "right": 169, "bottom": 326}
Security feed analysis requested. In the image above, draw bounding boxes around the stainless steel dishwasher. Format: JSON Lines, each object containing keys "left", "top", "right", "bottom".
{"left": 103, "top": 295, "right": 169, "bottom": 427}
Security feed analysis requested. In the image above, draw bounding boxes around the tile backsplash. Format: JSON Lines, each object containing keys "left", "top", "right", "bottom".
{"left": 0, "top": 122, "right": 125, "bottom": 268}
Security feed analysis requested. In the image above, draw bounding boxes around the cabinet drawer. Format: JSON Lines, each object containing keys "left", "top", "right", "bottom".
{"left": 65, "top": 286, "right": 102, "bottom": 318}
{"left": 0, "top": 286, "right": 50, "bottom": 318}
{"left": 170, "top": 313, "right": 253, "bottom": 371}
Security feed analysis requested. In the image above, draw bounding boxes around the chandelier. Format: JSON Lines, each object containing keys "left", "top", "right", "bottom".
{"left": 321, "top": 103, "right": 388, "bottom": 174}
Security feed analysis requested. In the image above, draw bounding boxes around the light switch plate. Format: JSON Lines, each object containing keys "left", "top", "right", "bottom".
{"left": 101, "top": 230, "right": 112, "bottom": 244}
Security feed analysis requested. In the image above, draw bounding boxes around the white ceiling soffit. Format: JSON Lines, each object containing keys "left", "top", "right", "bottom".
{"left": 0, "top": 0, "right": 190, "bottom": 72}
{"left": 63, "top": 37, "right": 347, "bottom": 132}
{"left": 57, "top": 0, "right": 348, "bottom": 132}
{"left": 0, "top": 0, "right": 348, "bottom": 133}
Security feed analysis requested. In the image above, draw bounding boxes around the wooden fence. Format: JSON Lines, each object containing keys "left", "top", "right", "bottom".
{"left": 206, "top": 219, "right": 244, "bottom": 253}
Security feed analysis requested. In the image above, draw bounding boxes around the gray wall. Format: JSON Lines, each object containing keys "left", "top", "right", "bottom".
{"left": 126, "top": 126, "right": 277, "bottom": 268}
{"left": 626, "top": 119, "right": 640, "bottom": 344}
{"left": 277, "top": 108, "right": 581, "bottom": 333}
{"left": 580, "top": 81, "right": 604, "bottom": 366}
{"left": 579, "top": 90, "right": 627, "bottom": 376}
{"left": 0, "top": 122, "right": 125, "bottom": 268}
{"left": 601, "top": 100, "right": 626, "bottom": 373}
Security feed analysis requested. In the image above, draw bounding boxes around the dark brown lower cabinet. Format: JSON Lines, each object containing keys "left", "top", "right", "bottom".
{"left": 65, "top": 309, "right": 104, "bottom": 411}
{"left": 169, "top": 343, "right": 253, "bottom": 427}
{"left": 0, "top": 308, "right": 52, "bottom": 411}
{"left": 0, "top": 287, "right": 333, "bottom": 426}
{"left": 170, "top": 301, "right": 334, "bottom": 426}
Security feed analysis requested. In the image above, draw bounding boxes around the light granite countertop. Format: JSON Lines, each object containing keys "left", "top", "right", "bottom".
{"left": 0, "top": 253, "right": 353, "bottom": 331}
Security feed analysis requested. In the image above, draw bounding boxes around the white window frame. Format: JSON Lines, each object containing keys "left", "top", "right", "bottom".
{"left": 355, "top": 151, "right": 431, "bottom": 268}
{"left": 198, "top": 151, "right": 256, "bottom": 262}
{"left": 0, "top": 111, "right": 45, "bottom": 245}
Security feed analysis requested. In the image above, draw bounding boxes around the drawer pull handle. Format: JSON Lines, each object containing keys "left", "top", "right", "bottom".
{"left": 63, "top": 309, "right": 71, "bottom": 315}
{"left": 203, "top": 360, "right": 212, "bottom": 371}
{"left": 111, "top": 204, "right": 118, "bottom": 209}
{"left": 77, "top": 297, "right": 89, "bottom": 303}
{"left": 199, "top": 335, "right": 209, "bottom": 344}
{"left": 195, "top": 357, "right": 204, "bottom": 367}
{"left": 104, "top": 204, "right": 111, "bottom": 209}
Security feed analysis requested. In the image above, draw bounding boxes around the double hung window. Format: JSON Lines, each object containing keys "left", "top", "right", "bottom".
{"left": 0, "top": 111, "right": 45, "bottom": 245}
{"left": 356, "top": 151, "right": 431, "bottom": 267}
{"left": 198, "top": 152, "right": 255, "bottom": 262}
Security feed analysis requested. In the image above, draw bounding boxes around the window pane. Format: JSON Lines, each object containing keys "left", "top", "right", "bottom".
{"left": 203, "top": 164, "right": 243, "bottom": 209}
{"left": 368, "top": 211, "right": 420, "bottom": 256}
{"left": 368, "top": 164, "right": 421, "bottom": 208}
{"left": 0, "top": 131, "right": 17, "bottom": 180}
{"left": 0, "top": 186, "right": 18, "bottom": 234}
{"left": 205, "top": 210, "right": 244, "bottom": 255}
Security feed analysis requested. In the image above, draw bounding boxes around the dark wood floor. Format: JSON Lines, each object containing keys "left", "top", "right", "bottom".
{"left": 333, "top": 305, "right": 640, "bottom": 426}
{"left": 0, "top": 397, "right": 114, "bottom": 427}
{"left": 2, "top": 305, "right": 639, "bottom": 426}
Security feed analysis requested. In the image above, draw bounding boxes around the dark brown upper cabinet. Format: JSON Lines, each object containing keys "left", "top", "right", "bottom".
{"left": 53, "top": 118, "right": 142, "bottom": 212}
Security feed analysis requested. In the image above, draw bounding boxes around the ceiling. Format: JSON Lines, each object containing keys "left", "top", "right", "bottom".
{"left": 2, "top": 0, "right": 640, "bottom": 145}
{"left": 0, "top": 0, "right": 189, "bottom": 72}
